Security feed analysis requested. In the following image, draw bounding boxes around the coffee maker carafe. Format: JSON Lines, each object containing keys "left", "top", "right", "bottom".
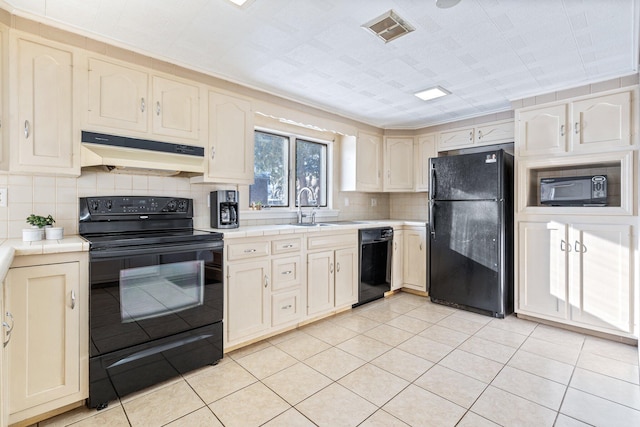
{"left": 210, "top": 190, "right": 239, "bottom": 229}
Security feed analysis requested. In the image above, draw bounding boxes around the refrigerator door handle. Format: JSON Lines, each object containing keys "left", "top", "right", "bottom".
{"left": 429, "top": 201, "right": 435, "bottom": 239}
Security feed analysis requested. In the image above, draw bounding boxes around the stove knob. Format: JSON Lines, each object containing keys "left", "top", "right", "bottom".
{"left": 106, "top": 200, "right": 113, "bottom": 210}
{"left": 166, "top": 200, "right": 177, "bottom": 211}
{"left": 177, "top": 200, "right": 187, "bottom": 211}
{"left": 90, "top": 200, "right": 100, "bottom": 211}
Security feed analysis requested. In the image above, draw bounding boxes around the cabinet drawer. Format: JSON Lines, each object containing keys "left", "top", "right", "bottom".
{"left": 271, "top": 256, "right": 302, "bottom": 291}
{"left": 307, "top": 232, "right": 356, "bottom": 251}
{"left": 227, "top": 240, "right": 269, "bottom": 261}
{"left": 272, "top": 237, "right": 302, "bottom": 254}
{"left": 272, "top": 289, "right": 303, "bottom": 326}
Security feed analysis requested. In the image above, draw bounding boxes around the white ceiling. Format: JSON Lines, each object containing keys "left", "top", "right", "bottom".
{"left": 3, "top": 0, "right": 639, "bottom": 129}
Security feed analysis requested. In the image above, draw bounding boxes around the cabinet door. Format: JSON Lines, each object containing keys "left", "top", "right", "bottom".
{"left": 384, "top": 137, "right": 414, "bottom": 191}
{"left": 307, "top": 251, "right": 334, "bottom": 316}
{"left": 226, "top": 260, "right": 269, "bottom": 342}
{"left": 415, "top": 134, "right": 436, "bottom": 192}
{"left": 403, "top": 229, "right": 426, "bottom": 291}
{"left": 334, "top": 247, "right": 358, "bottom": 307}
{"left": 356, "top": 131, "right": 383, "bottom": 191}
{"left": 517, "top": 221, "right": 567, "bottom": 319}
{"left": 476, "top": 121, "right": 514, "bottom": 146}
{"left": 438, "top": 127, "right": 474, "bottom": 151}
{"left": 568, "top": 223, "right": 632, "bottom": 333}
{"left": 391, "top": 230, "right": 404, "bottom": 290}
{"left": 517, "top": 104, "right": 567, "bottom": 157}
{"left": 87, "top": 57, "right": 148, "bottom": 133}
{"left": 1, "top": 280, "right": 5, "bottom": 427}
{"left": 5, "top": 262, "right": 81, "bottom": 414}
{"left": 571, "top": 91, "right": 631, "bottom": 152}
{"left": 206, "top": 91, "right": 254, "bottom": 184}
{"left": 16, "top": 38, "right": 77, "bottom": 174}
{"left": 151, "top": 75, "right": 201, "bottom": 143}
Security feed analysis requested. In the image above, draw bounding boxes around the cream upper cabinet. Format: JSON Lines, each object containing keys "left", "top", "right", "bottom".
{"left": 516, "top": 104, "right": 568, "bottom": 157}
{"left": 198, "top": 90, "right": 254, "bottom": 185}
{"left": 391, "top": 229, "right": 404, "bottom": 290}
{"left": 87, "top": 57, "right": 148, "bottom": 133}
{"left": 151, "top": 75, "right": 201, "bottom": 141}
{"left": 4, "top": 254, "right": 88, "bottom": 425}
{"left": 86, "top": 57, "right": 204, "bottom": 146}
{"left": 415, "top": 133, "right": 437, "bottom": 192}
{"left": 570, "top": 91, "right": 631, "bottom": 153}
{"left": 437, "top": 120, "right": 514, "bottom": 152}
{"left": 517, "top": 89, "right": 633, "bottom": 157}
{"left": 383, "top": 137, "right": 414, "bottom": 192}
{"left": 403, "top": 227, "right": 427, "bottom": 292}
{"left": 517, "top": 220, "right": 634, "bottom": 336}
{"left": 12, "top": 36, "right": 79, "bottom": 176}
{"left": 340, "top": 131, "right": 383, "bottom": 192}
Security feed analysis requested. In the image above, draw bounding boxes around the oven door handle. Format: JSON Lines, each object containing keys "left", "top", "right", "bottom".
{"left": 90, "top": 241, "right": 223, "bottom": 259}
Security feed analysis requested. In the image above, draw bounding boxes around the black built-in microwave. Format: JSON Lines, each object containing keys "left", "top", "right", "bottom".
{"left": 540, "top": 175, "right": 607, "bottom": 206}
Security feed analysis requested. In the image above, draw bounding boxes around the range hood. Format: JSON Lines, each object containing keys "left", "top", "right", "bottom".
{"left": 81, "top": 131, "right": 205, "bottom": 175}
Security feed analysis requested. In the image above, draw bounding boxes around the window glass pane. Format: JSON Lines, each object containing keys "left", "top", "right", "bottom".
{"left": 250, "top": 131, "right": 289, "bottom": 207}
{"left": 295, "top": 139, "right": 327, "bottom": 207}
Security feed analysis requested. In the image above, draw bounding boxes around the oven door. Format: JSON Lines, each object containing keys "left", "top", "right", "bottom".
{"left": 89, "top": 242, "right": 223, "bottom": 357}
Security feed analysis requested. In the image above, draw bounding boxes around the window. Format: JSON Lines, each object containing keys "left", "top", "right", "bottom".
{"left": 249, "top": 130, "right": 329, "bottom": 208}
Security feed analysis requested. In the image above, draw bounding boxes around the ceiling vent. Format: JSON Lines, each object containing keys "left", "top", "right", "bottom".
{"left": 362, "top": 10, "right": 415, "bottom": 43}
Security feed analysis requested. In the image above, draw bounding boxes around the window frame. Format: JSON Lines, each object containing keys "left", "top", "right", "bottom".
{"left": 250, "top": 127, "right": 332, "bottom": 211}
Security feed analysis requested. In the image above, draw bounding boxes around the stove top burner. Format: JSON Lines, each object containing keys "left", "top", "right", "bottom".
{"left": 83, "top": 228, "right": 223, "bottom": 250}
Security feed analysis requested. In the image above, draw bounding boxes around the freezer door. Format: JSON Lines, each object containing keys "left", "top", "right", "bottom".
{"left": 429, "top": 200, "right": 506, "bottom": 316}
{"left": 430, "top": 150, "right": 503, "bottom": 201}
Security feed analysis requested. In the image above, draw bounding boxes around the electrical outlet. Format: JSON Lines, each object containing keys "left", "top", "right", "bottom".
{"left": 0, "top": 188, "right": 6, "bottom": 207}
{"left": 370, "top": 198, "right": 377, "bottom": 207}
{"left": 344, "top": 197, "right": 349, "bottom": 207}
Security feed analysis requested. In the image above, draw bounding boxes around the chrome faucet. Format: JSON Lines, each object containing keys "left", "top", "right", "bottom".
{"left": 296, "top": 187, "right": 316, "bottom": 223}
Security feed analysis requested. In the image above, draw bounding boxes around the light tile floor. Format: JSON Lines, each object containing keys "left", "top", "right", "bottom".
{"left": 38, "top": 293, "right": 640, "bottom": 427}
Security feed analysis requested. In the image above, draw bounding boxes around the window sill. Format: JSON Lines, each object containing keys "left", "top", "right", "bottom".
{"left": 241, "top": 208, "right": 340, "bottom": 222}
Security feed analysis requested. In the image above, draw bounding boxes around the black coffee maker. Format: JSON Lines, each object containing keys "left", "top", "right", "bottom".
{"left": 210, "top": 190, "right": 239, "bottom": 229}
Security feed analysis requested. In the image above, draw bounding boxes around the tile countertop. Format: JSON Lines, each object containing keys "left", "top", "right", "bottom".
{"left": 208, "top": 220, "right": 427, "bottom": 239}
{"left": 0, "top": 236, "right": 90, "bottom": 282}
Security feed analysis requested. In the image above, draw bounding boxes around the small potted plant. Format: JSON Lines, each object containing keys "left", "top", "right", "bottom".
{"left": 24, "top": 214, "right": 62, "bottom": 241}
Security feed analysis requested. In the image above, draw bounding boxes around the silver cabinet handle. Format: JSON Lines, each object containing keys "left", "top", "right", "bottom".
{"left": 478, "top": 130, "right": 483, "bottom": 140}
{"left": 24, "top": 120, "right": 30, "bottom": 138}
{"left": 281, "top": 304, "right": 292, "bottom": 310}
{"left": 282, "top": 270, "right": 292, "bottom": 275}
{"left": 574, "top": 240, "right": 587, "bottom": 253}
{"left": 211, "top": 146, "right": 216, "bottom": 160}
{"left": 264, "top": 274, "right": 269, "bottom": 288}
{"left": 574, "top": 122, "right": 579, "bottom": 134}
{"left": 71, "top": 289, "right": 76, "bottom": 309}
{"left": 330, "top": 262, "right": 334, "bottom": 274}
{"left": 560, "top": 239, "right": 572, "bottom": 252}
{"left": 469, "top": 130, "right": 473, "bottom": 141}
{"left": 560, "top": 124, "right": 565, "bottom": 136}
{"left": 156, "top": 101, "right": 161, "bottom": 116}
{"left": 243, "top": 248, "right": 257, "bottom": 253}
{"left": 141, "top": 97, "right": 146, "bottom": 112}
{"left": 3, "top": 312, "right": 14, "bottom": 348}
{"left": 283, "top": 244, "right": 294, "bottom": 249}
{"left": 337, "top": 262, "right": 341, "bottom": 272}
{"left": 419, "top": 242, "right": 423, "bottom": 251}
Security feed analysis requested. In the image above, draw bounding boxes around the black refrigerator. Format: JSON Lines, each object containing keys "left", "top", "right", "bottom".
{"left": 428, "top": 149, "right": 513, "bottom": 318}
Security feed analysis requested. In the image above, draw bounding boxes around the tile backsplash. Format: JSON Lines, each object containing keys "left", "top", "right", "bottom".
{"left": 0, "top": 170, "right": 418, "bottom": 239}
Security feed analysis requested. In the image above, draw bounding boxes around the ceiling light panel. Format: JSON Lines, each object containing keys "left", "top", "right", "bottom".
{"left": 362, "top": 10, "right": 415, "bottom": 43}
{"left": 415, "top": 86, "right": 451, "bottom": 101}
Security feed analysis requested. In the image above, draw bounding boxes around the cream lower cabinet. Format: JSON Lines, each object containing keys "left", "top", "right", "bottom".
{"left": 403, "top": 227, "right": 427, "bottom": 292}
{"left": 1, "top": 281, "right": 6, "bottom": 427}
{"left": 391, "top": 229, "right": 404, "bottom": 291}
{"left": 307, "top": 231, "right": 358, "bottom": 317}
{"left": 517, "top": 220, "right": 634, "bottom": 336}
{"left": 270, "top": 237, "right": 304, "bottom": 327}
{"left": 4, "top": 253, "right": 88, "bottom": 425}
{"left": 226, "top": 260, "right": 270, "bottom": 344}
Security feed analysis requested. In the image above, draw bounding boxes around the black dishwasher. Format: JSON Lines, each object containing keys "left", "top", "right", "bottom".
{"left": 354, "top": 227, "right": 393, "bottom": 307}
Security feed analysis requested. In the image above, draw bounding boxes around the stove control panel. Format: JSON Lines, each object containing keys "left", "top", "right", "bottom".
{"left": 80, "top": 196, "right": 193, "bottom": 217}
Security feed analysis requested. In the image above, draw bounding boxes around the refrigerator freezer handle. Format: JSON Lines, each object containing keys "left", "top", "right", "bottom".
{"left": 430, "top": 164, "right": 436, "bottom": 199}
